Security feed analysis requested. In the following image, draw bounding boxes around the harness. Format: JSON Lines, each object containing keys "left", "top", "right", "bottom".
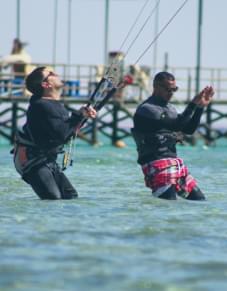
{"left": 131, "top": 128, "right": 179, "bottom": 163}
{"left": 13, "top": 131, "right": 61, "bottom": 176}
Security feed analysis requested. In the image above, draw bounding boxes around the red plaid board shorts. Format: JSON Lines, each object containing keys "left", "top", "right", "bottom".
{"left": 141, "top": 158, "right": 197, "bottom": 196}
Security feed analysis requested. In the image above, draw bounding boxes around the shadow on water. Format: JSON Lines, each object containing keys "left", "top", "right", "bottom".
{"left": 0, "top": 140, "right": 227, "bottom": 291}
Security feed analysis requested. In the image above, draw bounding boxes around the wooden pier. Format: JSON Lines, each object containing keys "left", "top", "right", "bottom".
{"left": 1, "top": 63, "right": 227, "bottom": 145}
{"left": 1, "top": 96, "right": 227, "bottom": 146}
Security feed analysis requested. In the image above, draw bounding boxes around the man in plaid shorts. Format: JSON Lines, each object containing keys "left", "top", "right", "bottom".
{"left": 132, "top": 72, "right": 214, "bottom": 200}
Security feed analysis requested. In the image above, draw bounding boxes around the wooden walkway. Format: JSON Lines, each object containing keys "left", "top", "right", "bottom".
{"left": 1, "top": 63, "right": 227, "bottom": 145}
{"left": 1, "top": 96, "right": 227, "bottom": 146}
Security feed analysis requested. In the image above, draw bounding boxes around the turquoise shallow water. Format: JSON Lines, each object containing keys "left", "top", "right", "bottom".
{"left": 1, "top": 138, "right": 227, "bottom": 291}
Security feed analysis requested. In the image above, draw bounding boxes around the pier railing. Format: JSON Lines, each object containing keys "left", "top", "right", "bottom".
{"left": 0, "top": 63, "right": 227, "bottom": 101}
{"left": 0, "top": 63, "right": 227, "bottom": 145}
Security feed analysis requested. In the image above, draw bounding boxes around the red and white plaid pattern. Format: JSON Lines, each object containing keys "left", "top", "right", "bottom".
{"left": 141, "top": 158, "right": 197, "bottom": 194}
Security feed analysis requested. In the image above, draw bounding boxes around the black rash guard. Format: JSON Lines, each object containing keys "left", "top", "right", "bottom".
{"left": 22, "top": 95, "right": 83, "bottom": 150}
{"left": 14, "top": 95, "right": 84, "bottom": 199}
{"left": 133, "top": 95, "right": 204, "bottom": 164}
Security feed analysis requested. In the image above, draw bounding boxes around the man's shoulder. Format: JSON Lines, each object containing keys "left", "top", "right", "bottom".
{"left": 136, "top": 99, "right": 162, "bottom": 117}
{"left": 31, "top": 98, "right": 61, "bottom": 111}
{"left": 29, "top": 98, "right": 48, "bottom": 112}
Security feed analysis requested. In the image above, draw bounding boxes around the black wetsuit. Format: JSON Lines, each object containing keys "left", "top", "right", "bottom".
{"left": 19, "top": 95, "right": 84, "bottom": 200}
{"left": 132, "top": 95, "right": 205, "bottom": 200}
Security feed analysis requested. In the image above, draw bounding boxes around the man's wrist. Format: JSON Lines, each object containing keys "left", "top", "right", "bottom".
{"left": 188, "top": 102, "right": 197, "bottom": 110}
{"left": 196, "top": 104, "right": 204, "bottom": 109}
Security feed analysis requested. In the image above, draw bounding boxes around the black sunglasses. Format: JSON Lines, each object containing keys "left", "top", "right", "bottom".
{"left": 42, "top": 71, "right": 56, "bottom": 82}
{"left": 161, "top": 85, "right": 178, "bottom": 93}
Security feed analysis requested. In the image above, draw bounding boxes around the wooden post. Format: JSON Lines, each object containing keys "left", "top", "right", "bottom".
{"left": 112, "top": 102, "right": 118, "bottom": 145}
{"left": 195, "top": 0, "right": 203, "bottom": 94}
{"left": 163, "top": 52, "right": 169, "bottom": 71}
{"left": 187, "top": 73, "right": 192, "bottom": 102}
{"left": 11, "top": 101, "right": 18, "bottom": 144}
{"left": 91, "top": 118, "right": 98, "bottom": 145}
{"left": 205, "top": 103, "right": 212, "bottom": 143}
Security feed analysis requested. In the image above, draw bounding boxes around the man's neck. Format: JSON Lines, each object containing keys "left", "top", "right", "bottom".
{"left": 43, "top": 90, "right": 61, "bottom": 100}
{"left": 151, "top": 94, "right": 168, "bottom": 106}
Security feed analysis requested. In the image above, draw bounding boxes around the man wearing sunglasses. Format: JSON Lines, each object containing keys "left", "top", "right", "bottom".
{"left": 132, "top": 71, "right": 214, "bottom": 200}
{"left": 13, "top": 66, "right": 96, "bottom": 200}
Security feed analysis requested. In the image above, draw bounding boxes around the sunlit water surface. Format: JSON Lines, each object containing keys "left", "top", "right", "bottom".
{"left": 1, "top": 139, "right": 227, "bottom": 291}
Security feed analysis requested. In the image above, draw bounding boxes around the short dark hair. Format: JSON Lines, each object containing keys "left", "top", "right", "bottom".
{"left": 153, "top": 71, "right": 175, "bottom": 87}
{"left": 25, "top": 66, "right": 46, "bottom": 96}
